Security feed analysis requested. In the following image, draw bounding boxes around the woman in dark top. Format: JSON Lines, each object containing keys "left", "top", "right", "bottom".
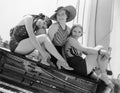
{"left": 48, "top": 5, "right": 76, "bottom": 68}
{"left": 9, "top": 13, "right": 72, "bottom": 70}
{"left": 65, "top": 24, "right": 114, "bottom": 90}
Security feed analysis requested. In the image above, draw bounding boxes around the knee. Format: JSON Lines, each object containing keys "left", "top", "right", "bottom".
{"left": 41, "top": 34, "right": 48, "bottom": 39}
{"left": 43, "top": 34, "right": 51, "bottom": 42}
{"left": 95, "top": 45, "right": 104, "bottom": 50}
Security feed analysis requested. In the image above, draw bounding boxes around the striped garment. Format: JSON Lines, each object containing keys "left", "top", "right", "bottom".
{"left": 66, "top": 46, "right": 82, "bottom": 58}
{"left": 52, "top": 24, "right": 69, "bottom": 46}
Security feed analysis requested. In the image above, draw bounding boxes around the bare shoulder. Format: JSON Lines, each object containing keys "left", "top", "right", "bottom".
{"left": 16, "top": 15, "right": 31, "bottom": 26}
{"left": 68, "top": 37, "right": 76, "bottom": 43}
{"left": 51, "top": 23, "right": 59, "bottom": 28}
{"left": 22, "top": 15, "right": 33, "bottom": 20}
{"left": 18, "top": 15, "right": 33, "bottom": 24}
{"left": 48, "top": 22, "right": 59, "bottom": 40}
{"left": 48, "top": 23, "right": 58, "bottom": 32}
{"left": 68, "top": 37, "right": 81, "bottom": 45}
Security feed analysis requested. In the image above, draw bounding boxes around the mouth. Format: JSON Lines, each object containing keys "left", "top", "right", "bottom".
{"left": 59, "top": 18, "right": 64, "bottom": 21}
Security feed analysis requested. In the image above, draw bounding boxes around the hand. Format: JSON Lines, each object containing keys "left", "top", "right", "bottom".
{"left": 56, "top": 60, "right": 73, "bottom": 70}
{"left": 99, "top": 50, "right": 110, "bottom": 61}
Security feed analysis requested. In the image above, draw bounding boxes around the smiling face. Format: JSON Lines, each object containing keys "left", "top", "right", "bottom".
{"left": 56, "top": 9, "right": 67, "bottom": 23}
{"left": 71, "top": 26, "right": 83, "bottom": 38}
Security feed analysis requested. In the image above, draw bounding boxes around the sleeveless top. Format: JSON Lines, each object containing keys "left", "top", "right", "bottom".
{"left": 52, "top": 23, "right": 69, "bottom": 46}
{"left": 65, "top": 40, "right": 83, "bottom": 58}
{"left": 10, "top": 15, "right": 39, "bottom": 42}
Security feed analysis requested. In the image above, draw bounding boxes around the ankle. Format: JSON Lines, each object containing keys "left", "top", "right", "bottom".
{"left": 41, "top": 59, "right": 50, "bottom": 66}
{"left": 89, "top": 72, "right": 99, "bottom": 81}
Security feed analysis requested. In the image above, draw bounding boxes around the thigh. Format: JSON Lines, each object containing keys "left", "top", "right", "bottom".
{"left": 67, "top": 56, "right": 87, "bottom": 75}
{"left": 15, "top": 38, "right": 35, "bottom": 55}
{"left": 36, "top": 34, "right": 48, "bottom": 43}
{"left": 9, "top": 38, "right": 19, "bottom": 52}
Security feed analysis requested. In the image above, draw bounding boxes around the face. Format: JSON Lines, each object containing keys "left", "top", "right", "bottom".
{"left": 56, "top": 9, "right": 67, "bottom": 23}
{"left": 71, "top": 26, "right": 83, "bottom": 38}
{"left": 36, "top": 19, "right": 47, "bottom": 29}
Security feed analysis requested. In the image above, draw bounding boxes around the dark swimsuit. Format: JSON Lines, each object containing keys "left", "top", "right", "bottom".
{"left": 65, "top": 45, "right": 87, "bottom": 76}
{"left": 9, "top": 25, "right": 29, "bottom": 52}
{"left": 9, "top": 15, "right": 39, "bottom": 53}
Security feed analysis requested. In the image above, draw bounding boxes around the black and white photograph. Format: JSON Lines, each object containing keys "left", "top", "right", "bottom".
{"left": 0, "top": 0, "right": 120, "bottom": 93}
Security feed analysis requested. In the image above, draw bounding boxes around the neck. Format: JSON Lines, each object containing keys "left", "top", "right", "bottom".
{"left": 59, "top": 22, "right": 66, "bottom": 29}
{"left": 71, "top": 36, "right": 79, "bottom": 40}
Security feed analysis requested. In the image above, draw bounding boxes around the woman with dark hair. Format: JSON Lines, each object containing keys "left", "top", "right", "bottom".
{"left": 48, "top": 5, "right": 76, "bottom": 68}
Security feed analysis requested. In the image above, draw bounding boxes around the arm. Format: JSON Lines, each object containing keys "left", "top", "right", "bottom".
{"left": 35, "top": 28, "right": 46, "bottom": 35}
{"left": 24, "top": 15, "right": 46, "bottom": 57}
{"left": 48, "top": 23, "right": 58, "bottom": 41}
{"left": 68, "top": 37, "right": 100, "bottom": 55}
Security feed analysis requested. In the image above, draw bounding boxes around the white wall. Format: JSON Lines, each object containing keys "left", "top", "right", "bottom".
{"left": 110, "top": 0, "right": 120, "bottom": 78}
{"left": 84, "top": 0, "right": 113, "bottom": 49}
{"left": 95, "top": 0, "right": 113, "bottom": 49}
{"left": 84, "top": 0, "right": 120, "bottom": 78}
{"left": 83, "top": 0, "right": 98, "bottom": 46}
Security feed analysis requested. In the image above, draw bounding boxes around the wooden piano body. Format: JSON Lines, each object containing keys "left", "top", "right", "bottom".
{"left": 0, "top": 47, "right": 106, "bottom": 93}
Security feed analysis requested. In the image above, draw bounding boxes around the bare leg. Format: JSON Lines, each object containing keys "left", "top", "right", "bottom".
{"left": 85, "top": 54, "right": 98, "bottom": 74}
{"left": 36, "top": 35, "right": 73, "bottom": 70}
{"left": 36, "top": 35, "right": 66, "bottom": 62}
{"left": 85, "top": 54, "right": 113, "bottom": 88}
{"left": 16, "top": 34, "right": 64, "bottom": 61}
{"left": 15, "top": 34, "right": 73, "bottom": 70}
{"left": 97, "top": 55, "right": 114, "bottom": 89}
{"left": 85, "top": 45, "right": 104, "bottom": 74}
{"left": 15, "top": 39, "right": 35, "bottom": 54}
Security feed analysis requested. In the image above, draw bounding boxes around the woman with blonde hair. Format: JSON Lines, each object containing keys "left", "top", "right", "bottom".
{"left": 64, "top": 24, "right": 114, "bottom": 90}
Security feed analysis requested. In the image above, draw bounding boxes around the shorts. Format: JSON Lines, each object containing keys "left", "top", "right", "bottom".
{"left": 9, "top": 37, "right": 19, "bottom": 52}
{"left": 66, "top": 56, "right": 87, "bottom": 76}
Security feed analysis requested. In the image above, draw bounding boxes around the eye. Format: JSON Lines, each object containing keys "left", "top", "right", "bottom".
{"left": 73, "top": 30, "right": 76, "bottom": 32}
{"left": 61, "top": 13, "right": 65, "bottom": 16}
